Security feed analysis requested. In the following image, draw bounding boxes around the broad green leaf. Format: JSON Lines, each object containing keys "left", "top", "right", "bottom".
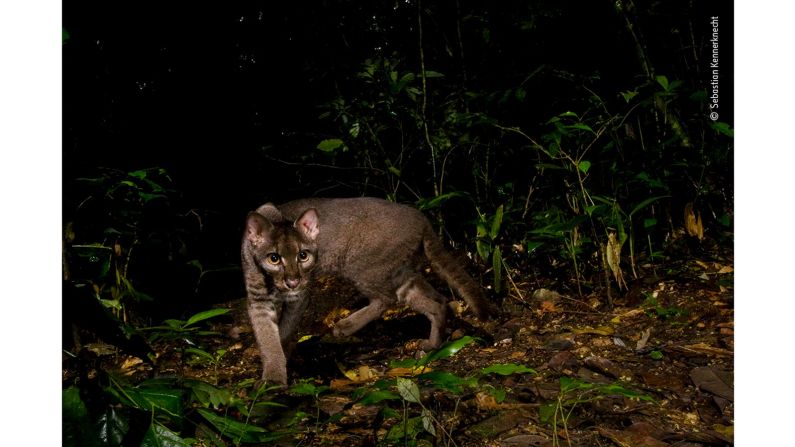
{"left": 184, "top": 308, "right": 231, "bottom": 328}
{"left": 316, "top": 138, "right": 345, "bottom": 152}
{"left": 480, "top": 364, "right": 536, "bottom": 376}
{"left": 389, "top": 358, "right": 419, "bottom": 369}
{"left": 538, "top": 402, "right": 556, "bottom": 423}
{"left": 578, "top": 160, "right": 591, "bottom": 174}
{"left": 487, "top": 386, "right": 507, "bottom": 403}
{"left": 349, "top": 122, "right": 360, "bottom": 138}
{"left": 649, "top": 350, "right": 664, "bottom": 360}
{"left": 418, "top": 336, "right": 476, "bottom": 366}
{"left": 424, "top": 70, "right": 445, "bottom": 78}
{"left": 418, "top": 371, "right": 476, "bottom": 394}
{"left": 710, "top": 121, "right": 734, "bottom": 137}
{"left": 421, "top": 409, "right": 437, "bottom": 436}
{"left": 184, "top": 348, "right": 215, "bottom": 363}
{"left": 597, "top": 383, "right": 655, "bottom": 402}
{"left": 476, "top": 240, "right": 491, "bottom": 263}
{"left": 560, "top": 376, "right": 594, "bottom": 393}
{"left": 140, "top": 423, "right": 192, "bottom": 447}
{"left": 655, "top": 75, "right": 669, "bottom": 91}
{"left": 387, "top": 166, "right": 401, "bottom": 177}
{"left": 63, "top": 387, "right": 100, "bottom": 447}
{"left": 358, "top": 390, "right": 400, "bottom": 406}
{"left": 620, "top": 90, "right": 638, "bottom": 103}
{"left": 643, "top": 218, "right": 658, "bottom": 229}
{"left": 558, "top": 111, "right": 579, "bottom": 119}
{"left": 396, "top": 377, "right": 421, "bottom": 403}
{"left": 96, "top": 407, "right": 129, "bottom": 447}
{"left": 385, "top": 416, "right": 424, "bottom": 442}
{"left": 490, "top": 205, "right": 504, "bottom": 239}
{"left": 183, "top": 380, "right": 233, "bottom": 409}
{"left": 570, "top": 123, "right": 594, "bottom": 133}
{"left": 289, "top": 381, "right": 329, "bottom": 397}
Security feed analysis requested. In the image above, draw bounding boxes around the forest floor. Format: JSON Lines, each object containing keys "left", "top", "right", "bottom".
{"left": 77, "top": 245, "right": 734, "bottom": 447}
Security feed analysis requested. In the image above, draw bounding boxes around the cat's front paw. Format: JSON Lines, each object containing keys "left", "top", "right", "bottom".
{"left": 419, "top": 338, "right": 442, "bottom": 351}
{"left": 332, "top": 319, "right": 356, "bottom": 337}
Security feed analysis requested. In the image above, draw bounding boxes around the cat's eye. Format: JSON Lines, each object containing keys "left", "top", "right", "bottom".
{"left": 266, "top": 253, "right": 281, "bottom": 265}
{"left": 297, "top": 250, "right": 310, "bottom": 262}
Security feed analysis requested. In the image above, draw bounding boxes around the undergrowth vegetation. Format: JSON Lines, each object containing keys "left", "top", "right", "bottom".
{"left": 63, "top": 0, "right": 732, "bottom": 445}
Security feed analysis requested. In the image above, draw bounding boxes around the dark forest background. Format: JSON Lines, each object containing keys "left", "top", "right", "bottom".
{"left": 63, "top": 0, "right": 733, "bottom": 322}
{"left": 58, "top": 1, "right": 739, "bottom": 445}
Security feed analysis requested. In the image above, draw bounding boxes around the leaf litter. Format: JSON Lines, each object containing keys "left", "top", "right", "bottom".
{"left": 66, "top": 252, "right": 734, "bottom": 446}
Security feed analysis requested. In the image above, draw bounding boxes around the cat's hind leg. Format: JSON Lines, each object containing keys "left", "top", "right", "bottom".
{"left": 396, "top": 276, "right": 447, "bottom": 350}
{"left": 332, "top": 288, "right": 389, "bottom": 337}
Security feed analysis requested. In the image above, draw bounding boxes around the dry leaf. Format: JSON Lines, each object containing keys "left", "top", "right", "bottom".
{"left": 684, "top": 202, "right": 704, "bottom": 240}
{"left": 606, "top": 232, "right": 627, "bottom": 290}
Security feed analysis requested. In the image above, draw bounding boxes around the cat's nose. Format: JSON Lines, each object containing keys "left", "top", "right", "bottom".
{"left": 285, "top": 278, "right": 301, "bottom": 289}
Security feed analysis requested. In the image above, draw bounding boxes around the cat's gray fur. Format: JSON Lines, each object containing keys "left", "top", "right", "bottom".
{"left": 241, "top": 197, "right": 491, "bottom": 384}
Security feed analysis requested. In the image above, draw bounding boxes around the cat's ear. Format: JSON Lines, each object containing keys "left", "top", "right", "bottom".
{"left": 255, "top": 203, "right": 283, "bottom": 222}
{"left": 246, "top": 212, "right": 274, "bottom": 246}
{"left": 295, "top": 208, "right": 320, "bottom": 241}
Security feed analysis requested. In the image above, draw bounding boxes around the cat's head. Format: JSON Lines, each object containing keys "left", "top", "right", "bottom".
{"left": 245, "top": 204, "right": 320, "bottom": 295}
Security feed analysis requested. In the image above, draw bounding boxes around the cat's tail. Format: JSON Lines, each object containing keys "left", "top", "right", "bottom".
{"left": 422, "top": 228, "right": 493, "bottom": 319}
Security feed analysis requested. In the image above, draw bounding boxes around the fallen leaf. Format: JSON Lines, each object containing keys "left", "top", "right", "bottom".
{"left": 689, "top": 366, "right": 733, "bottom": 401}
{"left": 572, "top": 326, "right": 614, "bottom": 336}
{"left": 678, "top": 343, "right": 733, "bottom": 357}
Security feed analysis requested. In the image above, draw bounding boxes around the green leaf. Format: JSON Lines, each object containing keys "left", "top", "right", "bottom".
{"left": 649, "top": 350, "right": 664, "bottom": 360}
{"left": 63, "top": 27, "right": 71, "bottom": 44}
{"left": 387, "top": 166, "right": 401, "bottom": 177}
{"left": 63, "top": 387, "right": 100, "bottom": 447}
{"left": 538, "top": 402, "right": 556, "bottom": 423}
{"left": 655, "top": 75, "right": 669, "bottom": 91}
{"left": 197, "top": 408, "right": 280, "bottom": 444}
{"left": 643, "top": 218, "right": 658, "bottom": 229}
{"left": 184, "top": 308, "right": 231, "bottom": 328}
{"left": 480, "top": 364, "right": 536, "bottom": 376}
{"left": 620, "top": 90, "right": 638, "bottom": 103}
{"left": 358, "top": 390, "right": 400, "bottom": 406}
{"left": 317, "top": 138, "right": 345, "bottom": 152}
{"left": 596, "top": 383, "right": 655, "bottom": 402}
{"left": 578, "top": 160, "right": 591, "bottom": 174}
{"left": 183, "top": 380, "right": 233, "bottom": 409}
{"left": 492, "top": 246, "right": 503, "bottom": 294}
{"left": 424, "top": 70, "right": 445, "bottom": 78}
{"left": 570, "top": 123, "right": 594, "bottom": 133}
{"left": 396, "top": 377, "right": 421, "bottom": 403}
{"left": 475, "top": 240, "right": 491, "bottom": 263}
{"left": 96, "top": 408, "right": 129, "bottom": 447}
{"left": 559, "top": 376, "right": 594, "bottom": 393}
{"left": 289, "top": 381, "right": 329, "bottom": 397}
{"left": 418, "top": 336, "right": 476, "bottom": 366}
{"left": 421, "top": 408, "right": 437, "bottom": 436}
{"left": 710, "top": 121, "right": 734, "bottom": 137}
{"left": 184, "top": 348, "right": 215, "bottom": 363}
{"left": 490, "top": 205, "right": 504, "bottom": 239}
{"left": 415, "top": 191, "right": 467, "bottom": 210}
{"left": 418, "top": 371, "right": 475, "bottom": 394}
{"left": 525, "top": 241, "right": 543, "bottom": 253}
{"left": 140, "top": 423, "right": 192, "bottom": 447}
